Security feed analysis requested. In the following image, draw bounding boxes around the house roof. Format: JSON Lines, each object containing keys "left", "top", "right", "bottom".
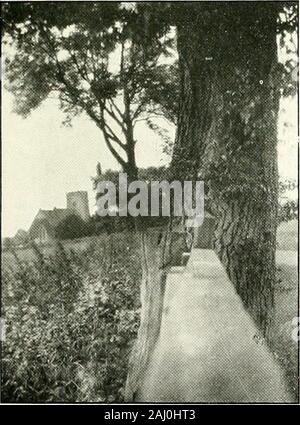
{"left": 29, "top": 208, "right": 71, "bottom": 238}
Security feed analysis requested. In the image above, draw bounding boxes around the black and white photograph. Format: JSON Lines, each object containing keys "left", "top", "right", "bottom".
{"left": 0, "top": 0, "right": 299, "bottom": 407}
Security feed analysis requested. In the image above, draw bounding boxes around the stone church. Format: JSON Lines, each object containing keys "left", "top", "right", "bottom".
{"left": 29, "top": 191, "right": 90, "bottom": 244}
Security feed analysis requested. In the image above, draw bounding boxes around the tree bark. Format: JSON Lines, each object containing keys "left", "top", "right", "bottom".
{"left": 125, "top": 225, "right": 170, "bottom": 400}
{"left": 126, "top": 2, "right": 281, "bottom": 400}
{"left": 173, "top": 2, "right": 280, "bottom": 334}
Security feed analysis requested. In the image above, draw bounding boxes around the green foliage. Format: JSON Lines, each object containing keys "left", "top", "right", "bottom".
{"left": 94, "top": 215, "right": 135, "bottom": 235}
{"left": 3, "top": 2, "right": 296, "bottom": 177}
{"left": 2, "top": 2, "right": 176, "bottom": 171}
{"left": 278, "top": 200, "right": 298, "bottom": 223}
{"left": 278, "top": 179, "right": 298, "bottom": 223}
{"left": 55, "top": 214, "right": 93, "bottom": 240}
{"left": 92, "top": 165, "right": 171, "bottom": 230}
{"left": 92, "top": 165, "right": 170, "bottom": 189}
{"left": 2, "top": 234, "right": 141, "bottom": 402}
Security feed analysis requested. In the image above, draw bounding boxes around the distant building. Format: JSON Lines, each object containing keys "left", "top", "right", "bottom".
{"left": 29, "top": 191, "right": 90, "bottom": 244}
{"left": 66, "top": 191, "right": 90, "bottom": 222}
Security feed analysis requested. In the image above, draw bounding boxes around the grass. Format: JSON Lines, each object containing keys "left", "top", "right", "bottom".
{"left": 1, "top": 232, "right": 142, "bottom": 402}
{"left": 270, "top": 256, "right": 298, "bottom": 401}
{"left": 1, "top": 221, "right": 298, "bottom": 402}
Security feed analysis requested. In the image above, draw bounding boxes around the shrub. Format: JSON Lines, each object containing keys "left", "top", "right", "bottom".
{"left": 55, "top": 214, "right": 93, "bottom": 240}
{"left": 1, "top": 233, "right": 141, "bottom": 402}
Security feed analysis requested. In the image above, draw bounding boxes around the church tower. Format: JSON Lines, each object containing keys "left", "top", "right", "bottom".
{"left": 66, "top": 191, "right": 90, "bottom": 222}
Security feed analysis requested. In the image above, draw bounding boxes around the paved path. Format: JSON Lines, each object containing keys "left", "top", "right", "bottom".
{"left": 137, "top": 249, "right": 292, "bottom": 402}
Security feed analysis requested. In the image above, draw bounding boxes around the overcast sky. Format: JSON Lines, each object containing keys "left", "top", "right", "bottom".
{"left": 1, "top": 85, "right": 297, "bottom": 238}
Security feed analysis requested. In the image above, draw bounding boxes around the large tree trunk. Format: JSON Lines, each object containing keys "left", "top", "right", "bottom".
{"left": 126, "top": 2, "right": 280, "bottom": 400}
{"left": 125, "top": 226, "right": 171, "bottom": 400}
{"left": 173, "top": 2, "right": 280, "bottom": 334}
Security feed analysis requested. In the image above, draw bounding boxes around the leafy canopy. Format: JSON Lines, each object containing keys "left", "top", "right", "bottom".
{"left": 2, "top": 2, "right": 178, "bottom": 169}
